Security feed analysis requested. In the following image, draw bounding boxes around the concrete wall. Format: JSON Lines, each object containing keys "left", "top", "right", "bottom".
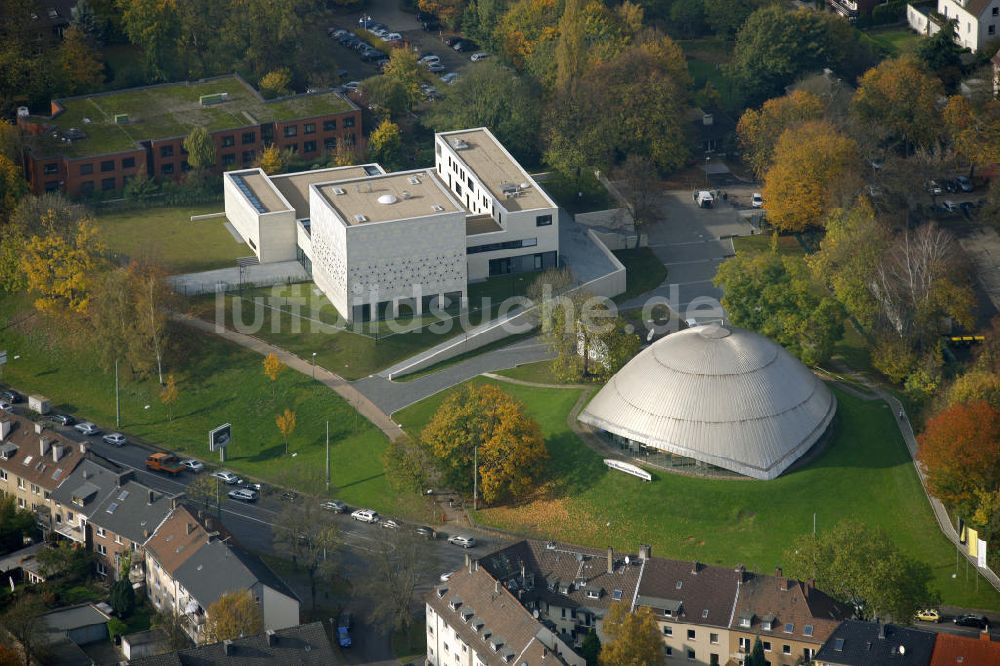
{"left": 575, "top": 208, "right": 634, "bottom": 230}
{"left": 223, "top": 171, "right": 297, "bottom": 263}
{"left": 908, "top": 3, "right": 943, "bottom": 36}
{"left": 308, "top": 186, "right": 351, "bottom": 317}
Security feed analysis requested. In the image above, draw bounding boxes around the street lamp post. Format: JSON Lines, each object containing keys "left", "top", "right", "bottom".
{"left": 473, "top": 445, "right": 478, "bottom": 512}
{"left": 311, "top": 352, "right": 317, "bottom": 379}
{"left": 705, "top": 155, "right": 711, "bottom": 188}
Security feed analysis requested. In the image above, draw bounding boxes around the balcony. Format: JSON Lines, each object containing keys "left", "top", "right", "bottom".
{"left": 53, "top": 521, "right": 86, "bottom": 543}
{"left": 826, "top": 0, "right": 861, "bottom": 18}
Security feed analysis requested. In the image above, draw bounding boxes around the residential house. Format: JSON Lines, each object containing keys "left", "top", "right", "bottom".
{"left": 0, "top": 542, "right": 48, "bottom": 585}
{"left": 47, "top": 456, "right": 129, "bottom": 549}
{"left": 16, "top": 74, "right": 363, "bottom": 196}
{"left": 128, "top": 620, "right": 337, "bottom": 665}
{"left": 728, "top": 567, "right": 851, "bottom": 666}
{"left": 908, "top": 0, "right": 1000, "bottom": 52}
{"left": 827, "top": 0, "right": 883, "bottom": 20}
{"left": 0, "top": 415, "right": 90, "bottom": 530}
{"left": 88, "top": 479, "right": 178, "bottom": 581}
{"left": 814, "top": 620, "right": 937, "bottom": 665}
{"left": 930, "top": 631, "right": 1000, "bottom": 664}
{"left": 144, "top": 506, "right": 299, "bottom": 644}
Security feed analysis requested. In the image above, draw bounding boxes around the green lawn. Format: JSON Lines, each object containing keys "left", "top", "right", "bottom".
{"left": 732, "top": 233, "right": 806, "bottom": 258}
{"left": 495, "top": 360, "right": 582, "bottom": 385}
{"left": 539, "top": 171, "right": 615, "bottom": 214}
{"left": 861, "top": 26, "right": 925, "bottom": 57}
{"left": 96, "top": 205, "right": 245, "bottom": 274}
{"left": 613, "top": 247, "right": 668, "bottom": 302}
{"left": 395, "top": 378, "right": 1000, "bottom": 610}
{"left": 0, "top": 294, "right": 419, "bottom": 518}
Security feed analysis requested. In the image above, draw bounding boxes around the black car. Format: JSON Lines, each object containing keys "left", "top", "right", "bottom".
{"left": 45, "top": 413, "right": 75, "bottom": 426}
{"left": 281, "top": 490, "right": 299, "bottom": 503}
{"left": 0, "top": 390, "right": 23, "bottom": 404}
{"left": 942, "top": 178, "right": 959, "bottom": 193}
{"left": 415, "top": 525, "right": 437, "bottom": 539}
{"left": 454, "top": 39, "right": 478, "bottom": 52}
{"left": 953, "top": 614, "right": 990, "bottom": 629}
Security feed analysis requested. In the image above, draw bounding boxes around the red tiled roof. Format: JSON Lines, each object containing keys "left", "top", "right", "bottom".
{"left": 0, "top": 415, "right": 87, "bottom": 491}
{"left": 930, "top": 631, "right": 1000, "bottom": 665}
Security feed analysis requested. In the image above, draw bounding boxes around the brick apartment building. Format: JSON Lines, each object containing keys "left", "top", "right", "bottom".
{"left": 17, "top": 74, "right": 363, "bottom": 197}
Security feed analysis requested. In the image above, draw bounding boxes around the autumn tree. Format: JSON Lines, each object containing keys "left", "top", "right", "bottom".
{"left": 204, "top": 590, "right": 263, "bottom": 643}
{"left": 160, "top": 373, "right": 179, "bottom": 421}
{"left": 369, "top": 119, "right": 403, "bottom": 170}
{"left": 361, "top": 76, "right": 413, "bottom": 119}
{"left": 943, "top": 95, "right": 1000, "bottom": 178}
{"left": 613, "top": 154, "right": 661, "bottom": 248}
{"left": 363, "top": 530, "right": 427, "bottom": 637}
{"left": 599, "top": 603, "right": 665, "bottom": 666}
{"left": 257, "top": 144, "right": 286, "bottom": 175}
{"left": 2, "top": 194, "right": 86, "bottom": 293}
{"left": 944, "top": 370, "right": 1000, "bottom": 409}
{"left": 57, "top": 26, "right": 104, "bottom": 94}
{"left": 737, "top": 89, "right": 825, "bottom": 179}
{"left": 272, "top": 498, "right": 338, "bottom": 610}
{"left": 131, "top": 261, "right": 172, "bottom": 383}
{"left": 555, "top": 0, "right": 587, "bottom": 92}
{"left": 762, "top": 120, "right": 861, "bottom": 232}
{"left": 1, "top": 595, "right": 47, "bottom": 666}
{"left": 259, "top": 67, "right": 292, "bottom": 98}
{"left": 784, "top": 520, "right": 936, "bottom": 621}
{"left": 116, "top": 0, "right": 181, "bottom": 80}
{"left": 418, "top": 0, "right": 464, "bottom": 28}
{"left": 420, "top": 384, "right": 547, "bottom": 505}
{"left": 185, "top": 474, "right": 222, "bottom": 516}
{"left": 382, "top": 49, "right": 423, "bottom": 106}
{"left": 0, "top": 154, "right": 27, "bottom": 220}
{"left": 263, "top": 352, "right": 284, "bottom": 400}
{"left": 852, "top": 57, "right": 943, "bottom": 153}
{"left": 918, "top": 401, "right": 1000, "bottom": 526}
{"left": 276, "top": 408, "right": 297, "bottom": 456}
{"left": 150, "top": 611, "right": 190, "bottom": 651}
{"left": 714, "top": 249, "right": 845, "bottom": 366}
{"left": 383, "top": 435, "right": 440, "bottom": 496}
{"left": 183, "top": 127, "right": 216, "bottom": 170}
{"left": 917, "top": 20, "right": 965, "bottom": 89}
{"left": 494, "top": 0, "right": 559, "bottom": 73}
{"left": 21, "top": 216, "right": 105, "bottom": 315}
{"left": 705, "top": 0, "right": 770, "bottom": 39}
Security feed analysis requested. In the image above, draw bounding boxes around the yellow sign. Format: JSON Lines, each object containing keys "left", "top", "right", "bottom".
{"left": 968, "top": 528, "right": 979, "bottom": 557}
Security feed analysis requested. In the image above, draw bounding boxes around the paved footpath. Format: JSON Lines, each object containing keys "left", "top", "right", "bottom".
{"left": 176, "top": 314, "right": 405, "bottom": 441}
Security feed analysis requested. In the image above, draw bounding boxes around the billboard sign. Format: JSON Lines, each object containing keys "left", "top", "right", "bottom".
{"left": 209, "top": 424, "right": 231, "bottom": 451}
{"left": 978, "top": 539, "right": 988, "bottom": 568}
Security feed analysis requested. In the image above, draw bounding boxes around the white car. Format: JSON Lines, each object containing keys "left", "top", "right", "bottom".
{"left": 0, "top": 401, "right": 12, "bottom": 412}
{"left": 181, "top": 459, "right": 204, "bottom": 473}
{"left": 383, "top": 32, "right": 402, "bottom": 42}
{"left": 74, "top": 422, "right": 101, "bottom": 436}
{"left": 228, "top": 488, "right": 258, "bottom": 502}
{"left": 103, "top": 433, "right": 127, "bottom": 447}
{"left": 418, "top": 54, "right": 440, "bottom": 65}
{"left": 448, "top": 535, "right": 476, "bottom": 548}
{"left": 212, "top": 471, "right": 242, "bottom": 485}
{"left": 440, "top": 72, "right": 459, "bottom": 85}
{"left": 343, "top": 81, "right": 360, "bottom": 92}
{"left": 470, "top": 52, "right": 490, "bottom": 62}
{"left": 751, "top": 192, "right": 763, "bottom": 208}
{"left": 351, "top": 508, "right": 379, "bottom": 524}
{"left": 380, "top": 519, "right": 400, "bottom": 529}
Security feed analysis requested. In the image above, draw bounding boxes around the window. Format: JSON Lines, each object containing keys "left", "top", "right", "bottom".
{"left": 222, "top": 135, "right": 235, "bottom": 148}
{"left": 991, "top": 25, "right": 996, "bottom": 35}
{"left": 115, "top": 534, "right": 122, "bottom": 544}
{"left": 283, "top": 125, "right": 298, "bottom": 137}
{"left": 666, "top": 647, "right": 673, "bottom": 656}
{"left": 763, "top": 641, "right": 771, "bottom": 652}
{"left": 17, "top": 498, "right": 24, "bottom": 508}
{"left": 96, "top": 561, "right": 107, "bottom": 576}
{"left": 242, "top": 150, "right": 255, "bottom": 164}
{"left": 160, "top": 145, "right": 174, "bottom": 158}
{"left": 687, "top": 629, "right": 696, "bottom": 640}
{"left": 782, "top": 645, "right": 791, "bottom": 655}
{"left": 0, "top": 470, "right": 5, "bottom": 480}
{"left": 43, "top": 162, "right": 58, "bottom": 175}
{"left": 324, "top": 138, "right": 337, "bottom": 150}
{"left": 994, "top": 6, "right": 999, "bottom": 15}
{"left": 80, "top": 163, "right": 93, "bottom": 175}
{"left": 344, "top": 117, "right": 355, "bottom": 128}
{"left": 17, "top": 478, "right": 24, "bottom": 489}
{"left": 161, "top": 163, "right": 174, "bottom": 175}
{"left": 304, "top": 140, "right": 317, "bottom": 153}
{"left": 710, "top": 633, "right": 719, "bottom": 645}
{"left": 803, "top": 625, "right": 814, "bottom": 637}
{"left": 100, "top": 160, "right": 114, "bottom": 172}
{"left": 467, "top": 176, "right": 473, "bottom": 189}
{"left": 323, "top": 120, "right": 337, "bottom": 131}
{"left": 102, "top": 177, "right": 115, "bottom": 190}
{"left": 96, "top": 543, "right": 107, "bottom": 555}
{"left": 783, "top": 623, "right": 794, "bottom": 634}
{"left": 468, "top": 238, "right": 538, "bottom": 254}
{"left": 304, "top": 123, "right": 316, "bottom": 134}
{"left": 96, "top": 526, "right": 105, "bottom": 537}
{"left": 739, "top": 637, "right": 751, "bottom": 652}
{"left": 242, "top": 131, "right": 256, "bottom": 145}
{"left": 663, "top": 625, "right": 673, "bottom": 637}
{"left": 222, "top": 153, "right": 236, "bottom": 166}
{"left": 536, "top": 214, "right": 553, "bottom": 226}
{"left": 30, "top": 484, "right": 39, "bottom": 495}
{"left": 122, "top": 157, "right": 135, "bottom": 169}
{"left": 455, "top": 183, "right": 463, "bottom": 196}
{"left": 687, "top": 649, "right": 695, "bottom": 661}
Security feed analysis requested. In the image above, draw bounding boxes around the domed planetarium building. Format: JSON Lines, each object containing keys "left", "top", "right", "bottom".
{"left": 578, "top": 323, "right": 836, "bottom": 480}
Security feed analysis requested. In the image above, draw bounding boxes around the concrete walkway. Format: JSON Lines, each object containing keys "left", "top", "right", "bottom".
{"left": 175, "top": 314, "right": 405, "bottom": 441}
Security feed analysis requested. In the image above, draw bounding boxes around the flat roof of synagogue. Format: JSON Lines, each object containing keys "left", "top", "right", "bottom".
{"left": 315, "top": 170, "right": 462, "bottom": 225}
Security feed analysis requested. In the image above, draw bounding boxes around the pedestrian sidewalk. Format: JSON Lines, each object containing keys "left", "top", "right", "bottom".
{"left": 175, "top": 313, "right": 404, "bottom": 441}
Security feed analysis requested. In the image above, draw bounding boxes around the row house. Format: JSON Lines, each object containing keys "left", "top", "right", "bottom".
{"left": 87, "top": 480, "right": 177, "bottom": 582}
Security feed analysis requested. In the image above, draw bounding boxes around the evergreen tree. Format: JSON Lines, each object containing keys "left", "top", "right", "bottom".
{"left": 747, "top": 637, "right": 766, "bottom": 666}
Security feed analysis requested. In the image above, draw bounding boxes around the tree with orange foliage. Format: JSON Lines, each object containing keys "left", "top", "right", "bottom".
{"left": 761, "top": 120, "right": 860, "bottom": 232}
{"left": 737, "top": 89, "right": 825, "bottom": 179}
{"left": 918, "top": 401, "right": 1000, "bottom": 525}
{"left": 276, "top": 408, "right": 297, "bottom": 456}
{"left": 420, "top": 384, "right": 547, "bottom": 505}
{"left": 21, "top": 216, "right": 105, "bottom": 315}
{"left": 599, "top": 603, "right": 665, "bottom": 666}
{"left": 942, "top": 95, "right": 1000, "bottom": 179}
{"left": 417, "top": 0, "right": 465, "bottom": 28}
{"left": 852, "top": 57, "right": 943, "bottom": 152}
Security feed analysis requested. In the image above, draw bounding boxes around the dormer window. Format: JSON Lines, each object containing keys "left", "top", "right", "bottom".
{"left": 784, "top": 623, "right": 795, "bottom": 634}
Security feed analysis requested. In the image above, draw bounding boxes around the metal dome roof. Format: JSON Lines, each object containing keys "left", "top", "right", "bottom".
{"left": 578, "top": 323, "right": 836, "bottom": 480}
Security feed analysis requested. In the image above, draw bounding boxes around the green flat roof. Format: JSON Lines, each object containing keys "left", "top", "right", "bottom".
{"left": 28, "top": 75, "right": 354, "bottom": 159}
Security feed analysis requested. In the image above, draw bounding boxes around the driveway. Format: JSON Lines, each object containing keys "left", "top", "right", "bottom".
{"left": 621, "top": 190, "right": 756, "bottom": 321}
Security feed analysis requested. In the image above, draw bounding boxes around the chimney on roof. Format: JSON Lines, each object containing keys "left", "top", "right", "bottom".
{"left": 691, "top": 561, "right": 700, "bottom": 575}
{"left": 775, "top": 567, "right": 783, "bottom": 579}
{"left": 204, "top": 517, "right": 214, "bottom": 531}
{"left": 34, "top": 422, "right": 44, "bottom": 435}
{"left": 465, "top": 553, "right": 472, "bottom": 573}
{"left": 51, "top": 442, "right": 64, "bottom": 462}
{"left": 639, "top": 544, "right": 651, "bottom": 561}
{"left": 607, "top": 547, "right": 614, "bottom": 574}
{"left": 143, "top": 529, "right": 151, "bottom": 539}
{"left": 495, "top": 579, "right": 500, "bottom": 594}
{"left": 0, "top": 420, "right": 10, "bottom": 441}
{"left": 982, "top": 629, "right": 992, "bottom": 641}
{"left": 78, "top": 442, "right": 87, "bottom": 454}
{"left": 780, "top": 577, "right": 790, "bottom": 592}
{"left": 223, "top": 639, "right": 234, "bottom": 656}
{"left": 521, "top": 561, "right": 527, "bottom": 582}
{"left": 39, "top": 437, "right": 50, "bottom": 457}
{"left": 266, "top": 629, "right": 277, "bottom": 647}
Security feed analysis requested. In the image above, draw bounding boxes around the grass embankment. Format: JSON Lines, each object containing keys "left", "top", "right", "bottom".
{"left": 395, "top": 377, "right": 1000, "bottom": 610}
{"left": 0, "top": 294, "right": 422, "bottom": 518}
{"left": 95, "top": 205, "right": 244, "bottom": 274}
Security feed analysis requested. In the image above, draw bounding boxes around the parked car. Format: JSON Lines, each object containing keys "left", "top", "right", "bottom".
{"left": 380, "top": 519, "right": 400, "bottom": 529}
{"left": 941, "top": 200, "right": 960, "bottom": 213}
{"left": 74, "top": 422, "right": 101, "bottom": 436}
{"left": 384, "top": 32, "right": 402, "bottom": 42}
{"left": 103, "top": 433, "right": 127, "bottom": 447}
{"left": 693, "top": 190, "right": 714, "bottom": 208}
{"left": 415, "top": 525, "right": 437, "bottom": 539}
{"left": 914, "top": 609, "right": 940, "bottom": 623}
{"left": 427, "top": 63, "right": 446, "bottom": 73}
{"left": 337, "top": 612, "right": 352, "bottom": 648}
{"left": 470, "top": 52, "right": 490, "bottom": 62}
{"left": 942, "top": 178, "right": 959, "bottom": 193}
{"left": 329, "top": 28, "right": 348, "bottom": 38}
{"left": 321, "top": 500, "right": 348, "bottom": 513}
{"left": 419, "top": 53, "right": 440, "bottom": 64}
{"left": 440, "top": 72, "right": 459, "bottom": 84}
{"left": 0, "top": 390, "right": 23, "bottom": 403}
{"left": 454, "top": 39, "right": 478, "bottom": 52}
{"left": 925, "top": 180, "right": 943, "bottom": 195}
{"left": 343, "top": 81, "right": 360, "bottom": 92}
{"left": 351, "top": 508, "right": 379, "bottom": 523}
{"left": 0, "top": 401, "right": 12, "bottom": 413}
{"left": 751, "top": 192, "right": 763, "bottom": 209}
{"left": 444, "top": 36, "right": 462, "bottom": 46}
{"left": 181, "top": 459, "right": 204, "bottom": 473}
{"left": 953, "top": 614, "right": 990, "bottom": 629}
{"left": 228, "top": 488, "right": 258, "bottom": 502}
{"left": 281, "top": 491, "right": 299, "bottom": 503}
{"left": 145, "top": 452, "right": 184, "bottom": 474}
{"left": 45, "top": 413, "right": 74, "bottom": 426}
{"left": 212, "top": 470, "right": 242, "bottom": 485}
{"left": 956, "top": 175, "right": 974, "bottom": 192}
{"left": 448, "top": 535, "right": 476, "bottom": 548}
